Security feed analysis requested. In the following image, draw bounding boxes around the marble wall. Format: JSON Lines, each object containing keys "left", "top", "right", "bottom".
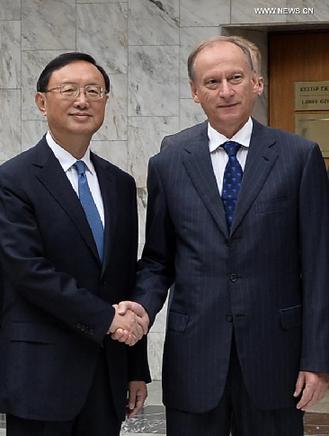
{"left": 0, "top": 0, "right": 325, "bottom": 380}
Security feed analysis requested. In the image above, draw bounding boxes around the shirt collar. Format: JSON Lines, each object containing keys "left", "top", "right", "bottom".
{"left": 208, "top": 117, "right": 253, "bottom": 153}
{"left": 46, "top": 131, "right": 94, "bottom": 174}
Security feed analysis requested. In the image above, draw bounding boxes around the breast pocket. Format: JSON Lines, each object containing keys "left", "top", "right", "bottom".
{"left": 255, "top": 196, "right": 288, "bottom": 214}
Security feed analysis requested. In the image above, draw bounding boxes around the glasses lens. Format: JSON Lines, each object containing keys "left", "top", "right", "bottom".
{"left": 57, "top": 84, "right": 105, "bottom": 99}
{"left": 60, "top": 83, "right": 78, "bottom": 97}
{"left": 85, "top": 85, "right": 103, "bottom": 100}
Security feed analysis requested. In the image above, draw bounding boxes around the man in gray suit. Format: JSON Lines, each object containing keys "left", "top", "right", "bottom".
{"left": 114, "top": 36, "right": 329, "bottom": 435}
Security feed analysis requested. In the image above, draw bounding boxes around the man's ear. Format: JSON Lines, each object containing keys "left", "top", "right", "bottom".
{"left": 257, "top": 76, "right": 264, "bottom": 96}
{"left": 35, "top": 92, "right": 47, "bottom": 116}
{"left": 189, "top": 80, "right": 200, "bottom": 104}
{"left": 104, "top": 94, "right": 110, "bottom": 107}
{"left": 251, "top": 71, "right": 260, "bottom": 95}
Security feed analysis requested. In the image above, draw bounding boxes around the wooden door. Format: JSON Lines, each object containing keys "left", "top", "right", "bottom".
{"left": 269, "top": 31, "right": 329, "bottom": 166}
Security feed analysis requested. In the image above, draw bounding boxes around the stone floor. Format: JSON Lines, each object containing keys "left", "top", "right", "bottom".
{"left": 121, "top": 381, "right": 165, "bottom": 435}
{"left": 121, "top": 381, "right": 329, "bottom": 436}
{"left": 0, "top": 382, "right": 327, "bottom": 435}
{"left": 304, "top": 392, "right": 329, "bottom": 436}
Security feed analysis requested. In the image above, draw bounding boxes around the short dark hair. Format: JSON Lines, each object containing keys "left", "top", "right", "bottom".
{"left": 36, "top": 52, "right": 110, "bottom": 93}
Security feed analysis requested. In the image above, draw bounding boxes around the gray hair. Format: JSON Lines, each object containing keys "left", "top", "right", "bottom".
{"left": 187, "top": 35, "right": 256, "bottom": 81}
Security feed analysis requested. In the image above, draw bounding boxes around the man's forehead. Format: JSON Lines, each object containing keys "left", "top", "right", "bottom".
{"left": 199, "top": 41, "right": 247, "bottom": 58}
{"left": 194, "top": 41, "right": 251, "bottom": 71}
{"left": 49, "top": 61, "right": 104, "bottom": 81}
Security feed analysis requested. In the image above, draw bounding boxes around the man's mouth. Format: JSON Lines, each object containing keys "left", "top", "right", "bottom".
{"left": 217, "top": 103, "right": 239, "bottom": 108}
{"left": 69, "top": 113, "right": 91, "bottom": 117}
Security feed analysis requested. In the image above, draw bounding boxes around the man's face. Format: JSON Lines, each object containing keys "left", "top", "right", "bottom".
{"left": 35, "top": 60, "right": 108, "bottom": 145}
{"left": 190, "top": 41, "right": 259, "bottom": 138}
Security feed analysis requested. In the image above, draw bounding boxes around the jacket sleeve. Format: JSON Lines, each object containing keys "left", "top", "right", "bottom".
{"left": 134, "top": 151, "right": 175, "bottom": 325}
{"left": 298, "top": 143, "right": 329, "bottom": 373}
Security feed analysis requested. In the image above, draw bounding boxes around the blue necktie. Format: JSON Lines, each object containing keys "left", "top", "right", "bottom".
{"left": 74, "top": 160, "right": 104, "bottom": 260}
{"left": 222, "top": 141, "right": 243, "bottom": 230}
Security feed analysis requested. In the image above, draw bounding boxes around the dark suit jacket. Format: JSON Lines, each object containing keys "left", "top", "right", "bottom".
{"left": 135, "top": 119, "right": 329, "bottom": 413}
{"left": 0, "top": 136, "right": 150, "bottom": 421}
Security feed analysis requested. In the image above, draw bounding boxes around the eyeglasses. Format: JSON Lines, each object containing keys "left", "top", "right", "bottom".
{"left": 44, "top": 83, "right": 108, "bottom": 100}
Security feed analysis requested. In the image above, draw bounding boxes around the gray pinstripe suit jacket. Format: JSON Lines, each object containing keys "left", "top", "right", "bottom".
{"left": 135, "top": 119, "right": 329, "bottom": 413}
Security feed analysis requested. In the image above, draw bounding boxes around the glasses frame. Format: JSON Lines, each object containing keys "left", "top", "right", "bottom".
{"left": 43, "top": 83, "right": 108, "bottom": 101}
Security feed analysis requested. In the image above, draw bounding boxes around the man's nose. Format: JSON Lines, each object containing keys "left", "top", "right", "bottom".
{"left": 73, "top": 90, "right": 89, "bottom": 107}
{"left": 219, "top": 80, "right": 234, "bottom": 97}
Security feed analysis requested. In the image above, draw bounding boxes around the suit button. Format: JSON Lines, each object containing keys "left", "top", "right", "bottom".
{"left": 229, "top": 273, "right": 239, "bottom": 283}
{"left": 226, "top": 314, "right": 233, "bottom": 323}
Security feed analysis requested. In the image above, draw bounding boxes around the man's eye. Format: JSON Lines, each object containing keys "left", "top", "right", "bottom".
{"left": 86, "top": 86, "right": 102, "bottom": 98}
{"left": 62, "top": 86, "right": 76, "bottom": 94}
{"left": 230, "top": 74, "right": 243, "bottom": 83}
{"left": 205, "top": 79, "right": 218, "bottom": 88}
{"left": 86, "top": 87, "right": 99, "bottom": 95}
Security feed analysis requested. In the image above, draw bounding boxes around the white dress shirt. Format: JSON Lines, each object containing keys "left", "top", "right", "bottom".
{"left": 46, "top": 132, "right": 105, "bottom": 225}
{"left": 208, "top": 117, "right": 253, "bottom": 195}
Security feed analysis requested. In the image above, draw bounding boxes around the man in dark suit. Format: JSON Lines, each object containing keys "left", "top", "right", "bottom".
{"left": 115, "top": 36, "right": 329, "bottom": 435}
{"left": 0, "top": 52, "right": 150, "bottom": 436}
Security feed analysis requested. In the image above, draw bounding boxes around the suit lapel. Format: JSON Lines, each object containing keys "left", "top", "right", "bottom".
{"left": 33, "top": 138, "right": 100, "bottom": 263}
{"left": 91, "top": 153, "right": 118, "bottom": 277}
{"left": 231, "top": 120, "right": 278, "bottom": 234}
{"left": 182, "top": 122, "right": 229, "bottom": 239}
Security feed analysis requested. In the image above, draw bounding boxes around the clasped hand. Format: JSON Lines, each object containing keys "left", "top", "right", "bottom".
{"left": 109, "top": 301, "right": 150, "bottom": 346}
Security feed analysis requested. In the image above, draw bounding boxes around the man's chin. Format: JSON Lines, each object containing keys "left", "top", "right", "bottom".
{"left": 211, "top": 112, "right": 241, "bottom": 126}
{"left": 68, "top": 123, "right": 98, "bottom": 135}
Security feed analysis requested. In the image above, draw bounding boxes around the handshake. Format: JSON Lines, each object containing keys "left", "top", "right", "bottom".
{"left": 109, "top": 301, "right": 150, "bottom": 346}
